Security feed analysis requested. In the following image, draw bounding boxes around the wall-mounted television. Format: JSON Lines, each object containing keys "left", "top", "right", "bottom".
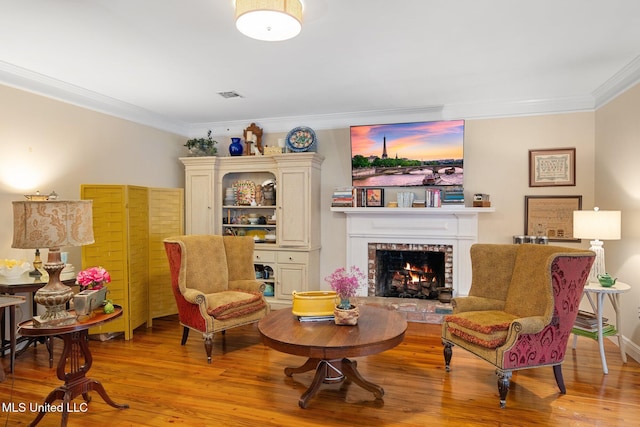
{"left": 350, "top": 119, "right": 464, "bottom": 187}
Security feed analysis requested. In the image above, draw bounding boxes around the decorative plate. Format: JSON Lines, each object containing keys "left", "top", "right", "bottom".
{"left": 233, "top": 180, "right": 256, "bottom": 206}
{"left": 285, "top": 126, "right": 316, "bottom": 152}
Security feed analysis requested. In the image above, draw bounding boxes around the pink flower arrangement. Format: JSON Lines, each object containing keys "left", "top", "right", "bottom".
{"left": 325, "top": 266, "right": 366, "bottom": 308}
{"left": 76, "top": 266, "right": 111, "bottom": 290}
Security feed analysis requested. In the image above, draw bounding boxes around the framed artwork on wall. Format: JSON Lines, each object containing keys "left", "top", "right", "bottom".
{"left": 365, "top": 188, "right": 384, "bottom": 207}
{"left": 524, "top": 195, "right": 582, "bottom": 242}
{"left": 529, "top": 148, "right": 576, "bottom": 187}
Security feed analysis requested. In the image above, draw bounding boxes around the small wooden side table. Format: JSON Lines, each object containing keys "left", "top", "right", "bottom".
{"left": 19, "top": 306, "right": 129, "bottom": 426}
{"left": 572, "top": 281, "right": 631, "bottom": 374}
{"left": 0, "top": 295, "right": 26, "bottom": 382}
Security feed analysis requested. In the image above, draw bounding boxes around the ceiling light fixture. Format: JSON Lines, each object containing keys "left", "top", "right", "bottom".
{"left": 235, "top": 0, "right": 303, "bottom": 42}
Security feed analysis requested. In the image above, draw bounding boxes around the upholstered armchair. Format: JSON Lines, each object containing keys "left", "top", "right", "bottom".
{"left": 442, "top": 244, "right": 594, "bottom": 407}
{"left": 164, "top": 235, "right": 270, "bottom": 363}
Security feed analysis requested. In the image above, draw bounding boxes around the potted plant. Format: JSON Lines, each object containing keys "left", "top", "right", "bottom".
{"left": 74, "top": 266, "right": 111, "bottom": 315}
{"left": 184, "top": 130, "right": 218, "bottom": 156}
{"left": 325, "top": 265, "right": 366, "bottom": 325}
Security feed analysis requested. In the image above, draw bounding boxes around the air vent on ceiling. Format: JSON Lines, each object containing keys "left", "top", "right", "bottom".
{"left": 217, "top": 91, "right": 243, "bottom": 99}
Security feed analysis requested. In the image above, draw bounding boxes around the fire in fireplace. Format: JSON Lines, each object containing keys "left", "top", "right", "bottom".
{"left": 368, "top": 243, "right": 453, "bottom": 299}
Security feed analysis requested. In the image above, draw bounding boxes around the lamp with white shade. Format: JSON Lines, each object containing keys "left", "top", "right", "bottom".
{"left": 12, "top": 200, "right": 94, "bottom": 326}
{"left": 572, "top": 207, "right": 621, "bottom": 283}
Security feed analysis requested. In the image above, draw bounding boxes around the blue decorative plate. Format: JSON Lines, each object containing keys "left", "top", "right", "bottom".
{"left": 286, "top": 126, "right": 316, "bottom": 152}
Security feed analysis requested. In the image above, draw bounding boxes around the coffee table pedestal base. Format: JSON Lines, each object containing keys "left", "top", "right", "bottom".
{"left": 285, "top": 358, "right": 384, "bottom": 408}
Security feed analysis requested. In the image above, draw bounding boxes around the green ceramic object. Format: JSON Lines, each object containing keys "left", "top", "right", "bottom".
{"left": 597, "top": 273, "right": 617, "bottom": 287}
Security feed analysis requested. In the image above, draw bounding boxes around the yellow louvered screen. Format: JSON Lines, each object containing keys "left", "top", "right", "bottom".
{"left": 81, "top": 185, "right": 130, "bottom": 338}
{"left": 81, "top": 185, "right": 183, "bottom": 339}
{"left": 148, "top": 188, "right": 184, "bottom": 323}
{"left": 126, "top": 186, "right": 149, "bottom": 333}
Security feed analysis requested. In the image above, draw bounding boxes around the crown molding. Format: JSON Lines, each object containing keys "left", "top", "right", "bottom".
{"left": 593, "top": 55, "right": 640, "bottom": 108}
{"left": 441, "top": 95, "right": 596, "bottom": 120}
{"left": 193, "top": 96, "right": 597, "bottom": 136}
{"left": 2, "top": 56, "right": 640, "bottom": 138}
{"left": 0, "top": 60, "right": 189, "bottom": 136}
{"left": 189, "top": 106, "right": 446, "bottom": 137}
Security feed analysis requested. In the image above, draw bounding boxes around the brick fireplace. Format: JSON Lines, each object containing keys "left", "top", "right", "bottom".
{"left": 368, "top": 242, "right": 453, "bottom": 299}
{"left": 332, "top": 206, "right": 491, "bottom": 298}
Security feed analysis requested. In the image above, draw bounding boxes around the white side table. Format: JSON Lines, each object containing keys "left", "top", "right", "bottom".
{"left": 572, "top": 281, "right": 630, "bottom": 374}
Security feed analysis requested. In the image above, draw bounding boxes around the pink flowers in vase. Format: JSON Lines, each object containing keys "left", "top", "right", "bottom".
{"left": 325, "top": 266, "right": 366, "bottom": 309}
{"left": 76, "top": 266, "right": 111, "bottom": 291}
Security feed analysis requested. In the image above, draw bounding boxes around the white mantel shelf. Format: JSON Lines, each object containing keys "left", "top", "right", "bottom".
{"left": 332, "top": 205, "right": 495, "bottom": 297}
{"left": 330, "top": 206, "right": 495, "bottom": 214}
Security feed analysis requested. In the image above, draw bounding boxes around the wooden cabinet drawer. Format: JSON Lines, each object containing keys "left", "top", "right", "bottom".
{"left": 253, "top": 250, "right": 276, "bottom": 263}
{"left": 277, "top": 251, "right": 309, "bottom": 264}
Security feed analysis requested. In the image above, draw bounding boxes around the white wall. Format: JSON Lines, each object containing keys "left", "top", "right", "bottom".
{"left": 0, "top": 84, "right": 186, "bottom": 269}
{"left": 595, "top": 82, "right": 640, "bottom": 361}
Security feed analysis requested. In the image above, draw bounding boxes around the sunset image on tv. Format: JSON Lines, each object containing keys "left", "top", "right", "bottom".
{"left": 350, "top": 120, "right": 464, "bottom": 187}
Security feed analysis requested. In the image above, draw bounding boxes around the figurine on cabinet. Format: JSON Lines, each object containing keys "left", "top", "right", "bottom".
{"left": 243, "top": 123, "right": 263, "bottom": 155}
{"left": 255, "top": 186, "right": 264, "bottom": 206}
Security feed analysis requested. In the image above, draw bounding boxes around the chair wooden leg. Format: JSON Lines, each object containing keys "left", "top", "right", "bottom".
{"left": 204, "top": 333, "right": 213, "bottom": 364}
{"left": 553, "top": 364, "right": 566, "bottom": 394}
{"left": 181, "top": 326, "right": 189, "bottom": 345}
{"left": 496, "top": 369, "right": 512, "bottom": 408}
{"left": 443, "top": 342, "right": 453, "bottom": 372}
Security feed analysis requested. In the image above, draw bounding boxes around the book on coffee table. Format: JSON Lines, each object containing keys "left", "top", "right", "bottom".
{"left": 297, "top": 315, "right": 335, "bottom": 322}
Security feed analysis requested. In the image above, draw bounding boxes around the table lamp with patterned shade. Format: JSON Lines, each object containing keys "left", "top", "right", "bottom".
{"left": 12, "top": 200, "right": 94, "bottom": 326}
{"left": 573, "top": 207, "right": 621, "bottom": 283}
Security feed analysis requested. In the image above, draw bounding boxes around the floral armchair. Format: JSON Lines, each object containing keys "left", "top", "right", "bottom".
{"left": 441, "top": 243, "right": 594, "bottom": 407}
{"left": 164, "top": 235, "right": 270, "bottom": 363}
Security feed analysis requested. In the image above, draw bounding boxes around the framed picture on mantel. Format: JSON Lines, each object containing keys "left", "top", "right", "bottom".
{"left": 365, "top": 188, "right": 384, "bottom": 207}
{"left": 529, "top": 148, "right": 576, "bottom": 187}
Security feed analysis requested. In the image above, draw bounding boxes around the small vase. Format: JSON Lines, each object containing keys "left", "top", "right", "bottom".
{"left": 334, "top": 304, "right": 359, "bottom": 326}
{"left": 229, "top": 137, "right": 244, "bottom": 156}
{"left": 338, "top": 297, "right": 351, "bottom": 310}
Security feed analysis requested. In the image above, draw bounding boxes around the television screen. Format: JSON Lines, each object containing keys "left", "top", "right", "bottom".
{"left": 350, "top": 120, "right": 464, "bottom": 187}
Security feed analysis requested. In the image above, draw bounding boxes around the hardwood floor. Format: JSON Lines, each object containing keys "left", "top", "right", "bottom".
{"left": 1, "top": 314, "right": 639, "bottom": 426}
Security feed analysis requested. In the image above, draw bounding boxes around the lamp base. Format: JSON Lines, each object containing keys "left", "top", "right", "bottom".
{"left": 588, "top": 239, "right": 605, "bottom": 283}
{"left": 32, "top": 255, "right": 75, "bottom": 327}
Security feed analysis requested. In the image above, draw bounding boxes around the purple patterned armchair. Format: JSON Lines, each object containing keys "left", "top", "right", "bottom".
{"left": 442, "top": 244, "right": 594, "bottom": 407}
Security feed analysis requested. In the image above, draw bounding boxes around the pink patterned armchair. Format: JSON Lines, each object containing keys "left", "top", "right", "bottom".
{"left": 442, "top": 244, "right": 594, "bottom": 407}
{"left": 164, "top": 235, "right": 270, "bottom": 363}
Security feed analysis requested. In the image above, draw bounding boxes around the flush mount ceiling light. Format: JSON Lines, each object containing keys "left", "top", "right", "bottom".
{"left": 235, "top": 0, "right": 303, "bottom": 42}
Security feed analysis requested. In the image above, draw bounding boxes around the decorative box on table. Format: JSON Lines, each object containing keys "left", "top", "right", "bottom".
{"left": 292, "top": 291, "right": 337, "bottom": 317}
{"left": 73, "top": 288, "right": 107, "bottom": 315}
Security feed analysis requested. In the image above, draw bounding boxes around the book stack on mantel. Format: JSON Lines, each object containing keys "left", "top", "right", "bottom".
{"left": 572, "top": 310, "right": 616, "bottom": 338}
{"left": 331, "top": 187, "right": 355, "bottom": 207}
{"left": 442, "top": 186, "right": 465, "bottom": 205}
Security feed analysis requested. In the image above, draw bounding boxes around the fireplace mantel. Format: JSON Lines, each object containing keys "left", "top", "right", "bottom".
{"left": 331, "top": 206, "right": 494, "bottom": 297}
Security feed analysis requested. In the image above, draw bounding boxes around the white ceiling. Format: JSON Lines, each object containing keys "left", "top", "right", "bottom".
{"left": 1, "top": 0, "right": 640, "bottom": 136}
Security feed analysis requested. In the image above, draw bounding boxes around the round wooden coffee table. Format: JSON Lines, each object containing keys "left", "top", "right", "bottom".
{"left": 258, "top": 305, "right": 407, "bottom": 408}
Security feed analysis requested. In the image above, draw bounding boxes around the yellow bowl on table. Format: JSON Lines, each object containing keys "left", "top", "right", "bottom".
{"left": 292, "top": 291, "right": 338, "bottom": 316}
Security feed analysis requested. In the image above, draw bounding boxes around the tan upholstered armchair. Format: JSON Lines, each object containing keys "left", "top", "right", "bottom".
{"left": 164, "top": 235, "right": 270, "bottom": 363}
{"left": 442, "top": 244, "right": 594, "bottom": 407}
